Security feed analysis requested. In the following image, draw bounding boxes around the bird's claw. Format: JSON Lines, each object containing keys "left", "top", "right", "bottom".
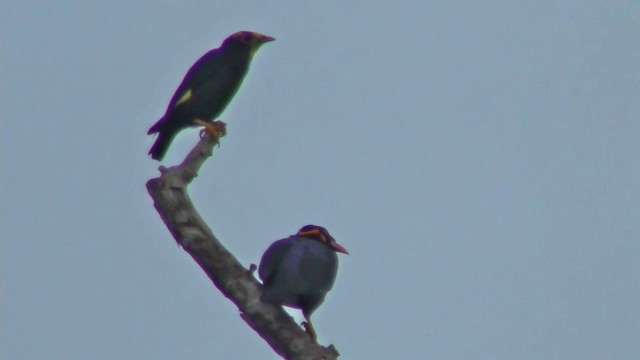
{"left": 301, "top": 321, "right": 318, "bottom": 342}
{"left": 194, "top": 119, "right": 227, "bottom": 143}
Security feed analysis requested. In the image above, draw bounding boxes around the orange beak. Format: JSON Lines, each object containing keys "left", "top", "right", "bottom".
{"left": 331, "top": 241, "right": 349, "bottom": 255}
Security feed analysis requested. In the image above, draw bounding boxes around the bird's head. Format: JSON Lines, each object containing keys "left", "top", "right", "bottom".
{"left": 296, "top": 225, "right": 349, "bottom": 255}
{"left": 226, "top": 31, "right": 275, "bottom": 55}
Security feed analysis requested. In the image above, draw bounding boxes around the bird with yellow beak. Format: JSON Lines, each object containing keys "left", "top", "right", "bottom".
{"left": 148, "top": 31, "right": 275, "bottom": 160}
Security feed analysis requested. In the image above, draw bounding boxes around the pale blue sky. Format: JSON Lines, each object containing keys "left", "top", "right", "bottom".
{"left": 3, "top": 1, "right": 639, "bottom": 359}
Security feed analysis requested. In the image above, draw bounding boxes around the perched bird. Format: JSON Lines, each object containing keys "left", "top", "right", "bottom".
{"left": 259, "top": 225, "right": 349, "bottom": 341}
{"left": 147, "top": 31, "right": 275, "bottom": 160}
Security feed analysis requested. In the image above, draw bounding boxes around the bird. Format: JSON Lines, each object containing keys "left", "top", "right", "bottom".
{"left": 258, "top": 225, "right": 349, "bottom": 342}
{"left": 147, "top": 31, "right": 275, "bottom": 160}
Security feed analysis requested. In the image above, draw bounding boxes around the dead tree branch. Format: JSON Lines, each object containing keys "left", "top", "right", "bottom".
{"left": 146, "top": 133, "right": 340, "bottom": 360}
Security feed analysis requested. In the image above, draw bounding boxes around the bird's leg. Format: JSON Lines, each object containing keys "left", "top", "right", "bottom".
{"left": 194, "top": 119, "right": 227, "bottom": 140}
{"left": 301, "top": 314, "right": 318, "bottom": 342}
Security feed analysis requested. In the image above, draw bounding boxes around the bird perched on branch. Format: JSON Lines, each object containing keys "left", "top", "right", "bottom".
{"left": 147, "top": 31, "right": 275, "bottom": 160}
{"left": 258, "top": 225, "right": 349, "bottom": 342}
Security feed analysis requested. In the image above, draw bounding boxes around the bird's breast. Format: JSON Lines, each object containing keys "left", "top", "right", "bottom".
{"left": 280, "top": 239, "right": 338, "bottom": 293}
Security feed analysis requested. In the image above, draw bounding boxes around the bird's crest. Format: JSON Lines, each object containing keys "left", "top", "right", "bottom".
{"left": 296, "top": 225, "right": 330, "bottom": 244}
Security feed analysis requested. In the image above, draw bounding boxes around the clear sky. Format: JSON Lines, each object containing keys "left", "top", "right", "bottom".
{"left": 2, "top": 1, "right": 639, "bottom": 359}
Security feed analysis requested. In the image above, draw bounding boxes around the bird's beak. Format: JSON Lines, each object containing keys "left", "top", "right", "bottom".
{"left": 332, "top": 242, "right": 349, "bottom": 255}
{"left": 261, "top": 35, "right": 276, "bottom": 43}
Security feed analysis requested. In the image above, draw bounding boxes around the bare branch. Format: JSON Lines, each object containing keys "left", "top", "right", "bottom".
{"left": 146, "top": 133, "right": 340, "bottom": 360}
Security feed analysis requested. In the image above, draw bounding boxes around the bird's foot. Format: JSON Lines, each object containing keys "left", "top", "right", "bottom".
{"left": 194, "top": 119, "right": 227, "bottom": 143}
{"left": 301, "top": 321, "right": 318, "bottom": 343}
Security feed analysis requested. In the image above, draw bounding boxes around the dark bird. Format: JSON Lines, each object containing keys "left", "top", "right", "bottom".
{"left": 259, "top": 225, "right": 349, "bottom": 341}
{"left": 147, "top": 31, "right": 275, "bottom": 160}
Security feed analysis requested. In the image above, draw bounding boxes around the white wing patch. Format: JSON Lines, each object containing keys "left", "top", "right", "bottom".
{"left": 174, "top": 89, "right": 192, "bottom": 107}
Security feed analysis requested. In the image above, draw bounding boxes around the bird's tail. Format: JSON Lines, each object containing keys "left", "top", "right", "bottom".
{"left": 147, "top": 116, "right": 175, "bottom": 161}
{"left": 148, "top": 130, "right": 176, "bottom": 161}
{"left": 147, "top": 116, "right": 165, "bottom": 135}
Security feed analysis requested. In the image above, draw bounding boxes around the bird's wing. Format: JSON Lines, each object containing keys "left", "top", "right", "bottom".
{"left": 165, "top": 49, "right": 226, "bottom": 112}
{"left": 258, "top": 237, "right": 295, "bottom": 284}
